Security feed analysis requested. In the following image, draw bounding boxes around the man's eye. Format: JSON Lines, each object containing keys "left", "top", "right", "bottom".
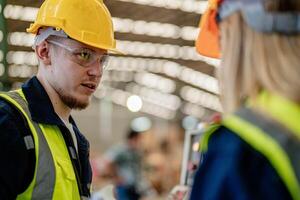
{"left": 76, "top": 51, "right": 92, "bottom": 61}
{"left": 100, "top": 56, "right": 107, "bottom": 64}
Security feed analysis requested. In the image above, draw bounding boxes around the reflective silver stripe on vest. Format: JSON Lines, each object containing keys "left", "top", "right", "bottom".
{"left": 236, "top": 107, "right": 300, "bottom": 183}
{"left": 24, "top": 135, "right": 35, "bottom": 150}
{"left": 5, "top": 91, "right": 55, "bottom": 200}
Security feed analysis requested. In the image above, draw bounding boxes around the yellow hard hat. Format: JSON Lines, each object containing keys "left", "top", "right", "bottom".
{"left": 27, "top": 0, "right": 121, "bottom": 54}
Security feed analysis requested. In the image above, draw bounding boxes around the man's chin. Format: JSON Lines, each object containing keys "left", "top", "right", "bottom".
{"left": 70, "top": 97, "right": 90, "bottom": 110}
{"left": 60, "top": 94, "right": 90, "bottom": 110}
{"left": 72, "top": 101, "right": 89, "bottom": 110}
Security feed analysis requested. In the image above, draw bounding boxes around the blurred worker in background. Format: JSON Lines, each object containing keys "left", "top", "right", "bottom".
{"left": 0, "top": 0, "right": 120, "bottom": 199}
{"left": 190, "top": 0, "right": 300, "bottom": 199}
{"left": 101, "top": 128, "right": 156, "bottom": 200}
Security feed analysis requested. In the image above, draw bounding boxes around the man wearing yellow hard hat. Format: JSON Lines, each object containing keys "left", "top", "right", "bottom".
{"left": 190, "top": 0, "right": 300, "bottom": 199}
{"left": 0, "top": 0, "right": 121, "bottom": 199}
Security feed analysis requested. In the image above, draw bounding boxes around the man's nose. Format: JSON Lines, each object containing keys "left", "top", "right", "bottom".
{"left": 87, "top": 62, "right": 103, "bottom": 77}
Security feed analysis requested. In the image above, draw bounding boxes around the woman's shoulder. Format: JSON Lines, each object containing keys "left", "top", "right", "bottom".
{"left": 199, "top": 125, "right": 292, "bottom": 199}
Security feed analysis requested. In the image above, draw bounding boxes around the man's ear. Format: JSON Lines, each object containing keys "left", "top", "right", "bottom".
{"left": 35, "top": 41, "right": 51, "bottom": 65}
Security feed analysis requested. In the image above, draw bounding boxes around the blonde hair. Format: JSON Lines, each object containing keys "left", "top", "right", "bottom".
{"left": 219, "top": 12, "right": 300, "bottom": 113}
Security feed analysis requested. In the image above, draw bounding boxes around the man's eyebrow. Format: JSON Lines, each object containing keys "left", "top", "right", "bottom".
{"left": 75, "top": 46, "right": 96, "bottom": 52}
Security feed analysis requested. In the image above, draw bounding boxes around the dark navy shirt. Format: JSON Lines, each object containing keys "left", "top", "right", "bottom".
{"left": 190, "top": 126, "right": 292, "bottom": 200}
{"left": 0, "top": 77, "right": 92, "bottom": 199}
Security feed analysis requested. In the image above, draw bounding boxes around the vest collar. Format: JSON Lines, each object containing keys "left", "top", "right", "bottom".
{"left": 251, "top": 92, "right": 300, "bottom": 140}
{"left": 22, "top": 76, "right": 68, "bottom": 126}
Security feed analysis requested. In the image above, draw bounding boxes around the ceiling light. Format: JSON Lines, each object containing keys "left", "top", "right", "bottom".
{"left": 0, "top": 31, "right": 3, "bottom": 42}
{"left": 180, "top": 86, "right": 222, "bottom": 112}
{"left": 8, "top": 64, "right": 38, "bottom": 78}
{"left": 0, "top": 51, "right": 3, "bottom": 62}
{"left": 116, "top": 40, "right": 220, "bottom": 66}
{"left": 112, "top": 17, "right": 197, "bottom": 41}
{"left": 0, "top": 63, "right": 5, "bottom": 76}
{"left": 4, "top": 4, "right": 38, "bottom": 21}
{"left": 8, "top": 32, "right": 35, "bottom": 47}
{"left": 115, "top": 0, "right": 208, "bottom": 14}
{"left": 126, "top": 83, "right": 181, "bottom": 111}
{"left": 134, "top": 72, "right": 176, "bottom": 93}
{"left": 99, "top": 86, "right": 176, "bottom": 119}
{"left": 7, "top": 51, "right": 38, "bottom": 66}
{"left": 127, "top": 95, "right": 143, "bottom": 112}
{"left": 108, "top": 56, "right": 219, "bottom": 93}
{"left": 181, "top": 102, "right": 205, "bottom": 118}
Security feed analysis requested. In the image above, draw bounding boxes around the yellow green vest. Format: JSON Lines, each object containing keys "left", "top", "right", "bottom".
{"left": 201, "top": 93, "right": 300, "bottom": 200}
{"left": 0, "top": 90, "right": 81, "bottom": 200}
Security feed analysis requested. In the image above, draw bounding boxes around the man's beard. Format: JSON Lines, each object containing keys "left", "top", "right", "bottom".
{"left": 57, "top": 89, "right": 89, "bottom": 110}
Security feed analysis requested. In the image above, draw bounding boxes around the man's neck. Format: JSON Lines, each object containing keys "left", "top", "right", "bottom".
{"left": 36, "top": 74, "right": 71, "bottom": 122}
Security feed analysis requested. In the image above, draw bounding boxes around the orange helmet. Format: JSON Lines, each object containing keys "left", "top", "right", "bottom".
{"left": 196, "top": 0, "right": 221, "bottom": 58}
{"left": 196, "top": 0, "right": 300, "bottom": 58}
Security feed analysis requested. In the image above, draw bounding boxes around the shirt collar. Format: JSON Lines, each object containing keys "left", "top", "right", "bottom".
{"left": 22, "top": 76, "right": 68, "bottom": 126}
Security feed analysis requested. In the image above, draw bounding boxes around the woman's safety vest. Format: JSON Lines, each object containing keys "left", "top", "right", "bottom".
{"left": 201, "top": 92, "right": 300, "bottom": 200}
{"left": 0, "top": 90, "right": 81, "bottom": 200}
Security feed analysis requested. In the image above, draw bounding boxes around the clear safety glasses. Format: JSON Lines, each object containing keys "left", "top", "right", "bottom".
{"left": 47, "top": 40, "right": 110, "bottom": 69}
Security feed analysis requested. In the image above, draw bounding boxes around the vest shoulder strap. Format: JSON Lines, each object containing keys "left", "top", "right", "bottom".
{"left": 200, "top": 123, "right": 221, "bottom": 152}
{"left": 0, "top": 90, "right": 34, "bottom": 150}
{"left": 0, "top": 90, "right": 56, "bottom": 200}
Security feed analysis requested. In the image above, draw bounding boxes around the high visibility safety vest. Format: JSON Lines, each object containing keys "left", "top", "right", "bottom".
{"left": 0, "top": 90, "right": 81, "bottom": 200}
{"left": 201, "top": 93, "right": 300, "bottom": 200}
